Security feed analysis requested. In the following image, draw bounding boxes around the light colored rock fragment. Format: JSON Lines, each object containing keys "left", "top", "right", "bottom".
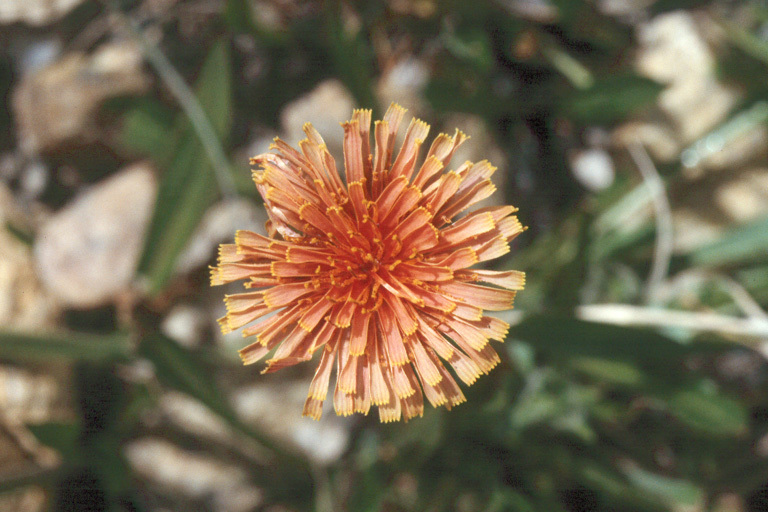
{"left": 125, "top": 437, "right": 261, "bottom": 512}
{"left": 715, "top": 168, "right": 768, "bottom": 223}
{"left": 377, "top": 57, "right": 429, "bottom": 113}
{"left": 0, "top": 185, "right": 57, "bottom": 329}
{"left": 161, "top": 304, "right": 208, "bottom": 348}
{"left": 612, "top": 122, "right": 681, "bottom": 163}
{"left": 672, "top": 210, "right": 723, "bottom": 253}
{"left": 570, "top": 149, "right": 615, "bottom": 192}
{"left": 34, "top": 163, "right": 157, "bottom": 308}
{"left": 0, "top": 366, "right": 71, "bottom": 423}
{"left": 12, "top": 42, "right": 149, "bottom": 154}
{"left": 636, "top": 11, "right": 737, "bottom": 144}
{"left": 175, "top": 198, "right": 265, "bottom": 275}
{"left": 280, "top": 80, "right": 355, "bottom": 156}
{"left": 232, "top": 381, "right": 349, "bottom": 465}
{"left": 0, "top": 0, "right": 83, "bottom": 25}
{"left": 159, "top": 391, "right": 231, "bottom": 441}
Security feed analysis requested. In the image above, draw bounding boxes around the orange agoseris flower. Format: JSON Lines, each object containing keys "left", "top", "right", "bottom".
{"left": 211, "top": 104, "right": 525, "bottom": 422}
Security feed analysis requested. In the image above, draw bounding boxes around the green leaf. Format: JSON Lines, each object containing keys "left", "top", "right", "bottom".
{"left": 138, "top": 40, "right": 233, "bottom": 294}
{"left": 0, "top": 330, "right": 131, "bottom": 363}
{"left": 690, "top": 215, "right": 768, "bottom": 267}
{"left": 662, "top": 386, "right": 748, "bottom": 437}
{"left": 27, "top": 422, "right": 80, "bottom": 461}
{"left": 569, "top": 357, "right": 647, "bottom": 387}
{"left": 621, "top": 464, "right": 703, "bottom": 507}
{"left": 119, "top": 100, "right": 176, "bottom": 162}
{"left": 508, "top": 315, "right": 689, "bottom": 381}
{"left": 561, "top": 73, "right": 663, "bottom": 124}
{"left": 139, "top": 333, "right": 230, "bottom": 420}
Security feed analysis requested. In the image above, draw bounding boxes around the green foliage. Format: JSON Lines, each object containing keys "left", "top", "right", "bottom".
{"left": 137, "top": 40, "right": 233, "bottom": 294}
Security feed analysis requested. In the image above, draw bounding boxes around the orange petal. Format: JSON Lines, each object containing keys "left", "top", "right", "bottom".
{"left": 271, "top": 260, "right": 328, "bottom": 278}
{"left": 307, "top": 345, "right": 336, "bottom": 400}
{"left": 377, "top": 304, "right": 409, "bottom": 366}
{"left": 399, "top": 261, "right": 453, "bottom": 282}
{"left": 338, "top": 354, "right": 358, "bottom": 394}
{"left": 439, "top": 211, "right": 496, "bottom": 246}
{"left": 390, "top": 117, "right": 430, "bottom": 182}
{"left": 431, "top": 247, "right": 478, "bottom": 270}
{"left": 447, "top": 349, "right": 482, "bottom": 385}
{"left": 415, "top": 316, "right": 455, "bottom": 360}
{"left": 353, "top": 354, "right": 372, "bottom": 415}
{"left": 370, "top": 330, "right": 391, "bottom": 406}
{"left": 286, "top": 246, "right": 333, "bottom": 264}
{"left": 409, "top": 340, "right": 442, "bottom": 386}
{"left": 238, "top": 340, "right": 273, "bottom": 365}
{"left": 423, "top": 170, "right": 461, "bottom": 214}
{"left": 390, "top": 362, "right": 415, "bottom": 399}
{"left": 342, "top": 119, "right": 365, "bottom": 185}
{"left": 298, "top": 296, "right": 334, "bottom": 332}
{"left": 411, "top": 154, "right": 444, "bottom": 190}
{"left": 440, "top": 281, "right": 517, "bottom": 311}
{"left": 263, "top": 282, "right": 314, "bottom": 308}
{"left": 437, "top": 178, "right": 496, "bottom": 223}
{"left": 458, "top": 269, "right": 526, "bottom": 290}
{"left": 349, "top": 312, "right": 371, "bottom": 356}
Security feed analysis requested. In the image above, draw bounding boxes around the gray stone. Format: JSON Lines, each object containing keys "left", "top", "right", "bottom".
{"left": 12, "top": 42, "right": 149, "bottom": 154}
{"left": 280, "top": 80, "right": 355, "bottom": 157}
{"left": 0, "top": 0, "right": 84, "bottom": 25}
{"left": 34, "top": 164, "right": 157, "bottom": 308}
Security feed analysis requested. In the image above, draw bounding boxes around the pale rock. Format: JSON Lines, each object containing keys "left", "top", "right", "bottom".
{"left": 125, "top": 437, "right": 261, "bottom": 512}
{"left": 377, "top": 57, "right": 429, "bottom": 113}
{"left": 159, "top": 391, "right": 232, "bottom": 441}
{"left": 612, "top": 122, "right": 681, "bottom": 163}
{"left": 175, "top": 198, "right": 265, "bottom": 275}
{"left": 0, "top": 0, "right": 83, "bottom": 25}
{"left": 0, "top": 185, "right": 57, "bottom": 329}
{"left": 232, "top": 381, "right": 349, "bottom": 465}
{"left": 34, "top": 164, "right": 157, "bottom": 308}
{"left": 498, "top": 0, "right": 558, "bottom": 23}
{"left": 672, "top": 210, "right": 723, "bottom": 253}
{"left": 0, "top": 366, "right": 71, "bottom": 423}
{"left": 570, "top": 149, "right": 615, "bottom": 192}
{"left": 715, "top": 168, "right": 768, "bottom": 223}
{"left": 636, "top": 11, "right": 737, "bottom": 143}
{"left": 12, "top": 42, "right": 149, "bottom": 154}
{"left": 161, "top": 304, "right": 208, "bottom": 348}
{"left": 597, "top": 0, "right": 656, "bottom": 17}
{"left": 280, "top": 80, "right": 356, "bottom": 157}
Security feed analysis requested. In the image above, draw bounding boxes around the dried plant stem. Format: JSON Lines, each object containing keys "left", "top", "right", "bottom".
{"left": 107, "top": 4, "right": 238, "bottom": 200}
{"left": 577, "top": 304, "right": 768, "bottom": 341}
{"left": 627, "top": 141, "right": 673, "bottom": 303}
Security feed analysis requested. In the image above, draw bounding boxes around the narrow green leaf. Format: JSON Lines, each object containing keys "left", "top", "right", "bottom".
{"left": 0, "top": 330, "right": 131, "bottom": 363}
{"left": 663, "top": 387, "right": 748, "bottom": 437}
{"left": 622, "top": 464, "right": 703, "bottom": 507}
{"left": 508, "top": 316, "right": 689, "bottom": 380}
{"left": 139, "top": 333, "right": 229, "bottom": 419}
{"left": 569, "top": 357, "right": 647, "bottom": 387}
{"left": 690, "top": 215, "right": 768, "bottom": 267}
{"left": 138, "top": 40, "right": 233, "bottom": 293}
{"left": 119, "top": 100, "right": 176, "bottom": 162}
{"left": 561, "top": 73, "right": 663, "bottom": 124}
{"left": 27, "top": 423, "right": 80, "bottom": 461}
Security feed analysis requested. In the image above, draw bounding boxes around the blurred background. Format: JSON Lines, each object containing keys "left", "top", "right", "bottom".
{"left": 2, "top": 0, "right": 768, "bottom": 510}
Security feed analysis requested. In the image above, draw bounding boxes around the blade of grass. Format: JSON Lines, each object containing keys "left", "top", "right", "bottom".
{"left": 0, "top": 330, "right": 131, "bottom": 363}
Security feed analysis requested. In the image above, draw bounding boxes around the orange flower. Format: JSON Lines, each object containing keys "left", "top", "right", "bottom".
{"left": 211, "top": 104, "right": 525, "bottom": 422}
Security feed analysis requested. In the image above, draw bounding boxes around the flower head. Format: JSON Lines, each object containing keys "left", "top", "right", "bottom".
{"left": 211, "top": 104, "right": 525, "bottom": 422}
